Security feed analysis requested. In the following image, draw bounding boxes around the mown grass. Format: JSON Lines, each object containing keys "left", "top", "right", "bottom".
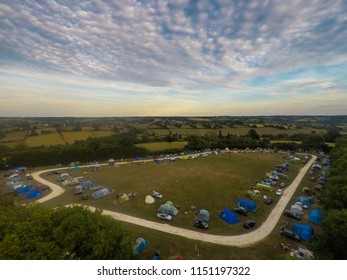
{"left": 42, "top": 153, "right": 301, "bottom": 236}
{"left": 136, "top": 141, "right": 188, "bottom": 151}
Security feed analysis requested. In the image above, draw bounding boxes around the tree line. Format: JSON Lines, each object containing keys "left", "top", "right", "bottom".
{"left": 314, "top": 137, "right": 347, "bottom": 259}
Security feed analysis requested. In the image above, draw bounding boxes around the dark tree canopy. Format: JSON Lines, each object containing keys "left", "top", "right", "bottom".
{"left": 0, "top": 199, "right": 134, "bottom": 260}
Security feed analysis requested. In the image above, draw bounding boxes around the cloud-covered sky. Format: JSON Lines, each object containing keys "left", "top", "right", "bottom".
{"left": 0, "top": 0, "right": 346, "bottom": 116}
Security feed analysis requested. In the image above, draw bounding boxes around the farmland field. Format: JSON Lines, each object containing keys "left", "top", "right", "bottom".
{"left": 25, "top": 133, "right": 65, "bottom": 146}
{"left": 136, "top": 141, "right": 188, "bottom": 151}
{"left": 149, "top": 126, "right": 326, "bottom": 137}
{"left": 0, "top": 130, "right": 27, "bottom": 143}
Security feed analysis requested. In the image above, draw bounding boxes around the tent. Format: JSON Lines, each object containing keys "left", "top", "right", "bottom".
{"left": 145, "top": 195, "right": 155, "bottom": 204}
{"left": 197, "top": 209, "right": 210, "bottom": 222}
{"left": 293, "top": 223, "right": 314, "bottom": 242}
{"left": 295, "top": 196, "right": 312, "bottom": 207}
{"left": 237, "top": 198, "right": 258, "bottom": 212}
{"left": 290, "top": 204, "right": 303, "bottom": 216}
{"left": 302, "top": 187, "right": 311, "bottom": 194}
{"left": 15, "top": 185, "right": 33, "bottom": 195}
{"left": 134, "top": 237, "right": 149, "bottom": 256}
{"left": 73, "top": 166, "right": 81, "bottom": 171}
{"left": 26, "top": 189, "right": 43, "bottom": 200}
{"left": 91, "top": 188, "right": 111, "bottom": 199}
{"left": 118, "top": 194, "right": 129, "bottom": 203}
{"left": 81, "top": 180, "right": 94, "bottom": 189}
{"left": 55, "top": 163, "right": 62, "bottom": 168}
{"left": 256, "top": 183, "right": 273, "bottom": 192}
{"left": 246, "top": 190, "right": 258, "bottom": 200}
{"left": 308, "top": 209, "right": 322, "bottom": 225}
{"left": 220, "top": 209, "right": 240, "bottom": 224}
{"left": 158, "top": 204, "right": 179, "bottom": 216}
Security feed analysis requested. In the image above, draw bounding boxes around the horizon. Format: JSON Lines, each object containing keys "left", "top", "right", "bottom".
{"left": 1, "top": 0, "right": 347, "bottom": 117}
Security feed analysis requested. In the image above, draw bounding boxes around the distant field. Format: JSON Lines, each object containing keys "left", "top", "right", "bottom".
{"left": 271, "top": 140, "right": 335, "bottom": 147}
{"left": 90, "top": 131, "right": 114, "bottom": 137}
{"left": 167, "top": 127, "right": 326, "bottom": 136}
{"left": 136, "top": 141, "right": 188, "bottom": 151}
{"left": 22, "top": 131, "right": 115, "bottom": 147}
{"left": 25, "top": 133, "right": 65, "bottom": 146}
{"left": 148, "top": 127, "right": 326, "bottom": 137}
{"left": 0, "top": 130, "right": 27, "bottom": 142}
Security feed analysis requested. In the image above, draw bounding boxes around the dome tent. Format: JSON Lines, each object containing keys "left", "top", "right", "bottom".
{"left": 308, "top": 209, "right": 322, "bottom": 225}
{"left": 220, "top": 209, "right": 240, "bottom": 225}
{"left": 197, "top": 209, "right": 210, "bottom": 222}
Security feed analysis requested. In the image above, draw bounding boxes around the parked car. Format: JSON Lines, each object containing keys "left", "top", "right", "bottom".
{"left": 294, "top": 202, "right": 308, "bottom": 209}
{"left": 157, "top": 212, "right": 172, "bottom": 221}
{"left": 152, "top": 191, "right": 163, "bottom": 199}
{"left": 234, "top": 206, "right": 248, "bottom": 216}
{"left": 194, "top": 220, "right": 208, "bottom": 230}
{"left": 276, "top": 189, "right": 283, "bottom": 196}
{"left": 243, "top": 220, "right": 256, "bottom": 229}
{"left": 283, "top": 210, "right": 301, "bottom": 220}
{"left": 264, "top": 197, "right": 273, "bottom": 205}
{"left": 281, "top": 228, "right": 301, "bottom": 241}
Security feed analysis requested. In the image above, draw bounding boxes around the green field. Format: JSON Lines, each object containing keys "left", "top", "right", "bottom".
{"left": 0, "top": 130, "right": 27, "bottom": 143}
{"left": 136, "top": 141, "right": 188, "bottom": 151}
{"left": 25, "top": 133, "right": 65, "bottom": 146}
{"left": 42, "top": 153, "right": 301, "bottom": 236}
{"left": 1, "top": 152, "right": 315, "bottom": 259}
{"left": 150, "top": 127, "right": 326, "bottom": 137}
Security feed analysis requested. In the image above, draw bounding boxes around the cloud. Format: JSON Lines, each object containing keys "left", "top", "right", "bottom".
{"left": 0, "top": 0, "right": 346, "bottom": 116}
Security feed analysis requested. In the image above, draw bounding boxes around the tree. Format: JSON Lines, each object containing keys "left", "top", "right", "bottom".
{"left": 246, "top": 129, "right": 260, "bottom": 140}
{"left": 0, "top": 201, "right": 134, "bottom": 260}
{"left": 325, "top": 128, "right": 341, "bottom": 143}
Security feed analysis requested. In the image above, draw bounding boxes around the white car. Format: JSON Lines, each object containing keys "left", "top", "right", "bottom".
{"left": 157, "top": 212, "right": 172, "bottom": 221}
{"left": 276, "top": 189, "right": 283, "bottom": 196}
{"left": 152, "top": 191, "right": 163, "bottom": 199}
{"left": 294, "top": 202, "right": 308, "bottom": 209}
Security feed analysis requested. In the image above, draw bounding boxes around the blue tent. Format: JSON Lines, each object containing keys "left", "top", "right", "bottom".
{"left": 134, "top": 237, "right": 149, "bottom": 256}
{"left": 81, "top": 180, "right": 94, "bottom": 188}
{"left": 308, "top": 209, "right": 322, "bottom": 225}
{"left": 237, "top": 198, "right": 258, "bottom": 212}
{"left": 26, "top": 190, "right": 43, "bottom": 200}
{"left": 91, "top": 188, "right": 111, "bottom": 199}
{"left": 295, "top": 196, "right": 312, "bottom": 207}
{"left": 15, "top": 185, "right": 33, "bottom": 195}
{"left": 293, "top": 223, "right": 314, "bottom": 242}
{"left": 220, "top": 209, "right": 240, "bottom": 224}
{"left": 197, "top": 209, "right": 210, "bottom": 222}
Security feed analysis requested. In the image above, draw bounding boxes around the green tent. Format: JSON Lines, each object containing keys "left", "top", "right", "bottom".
{"left": 302, "top": 187, "right": 311, "bottom": 194}
{"left": 158, "top": 204, "right": 179, "bottom": 216}
{"left": 246, "top": 190, "right": 258, "bottom": 200}
{"left": 119, "top": 194, "right": 129, "bottom": 203}
{"left": 257, "top": 183, "right": 273, "bottom": 192}
{"left": 197, "top": 209, "right": 210, "bottom": 222}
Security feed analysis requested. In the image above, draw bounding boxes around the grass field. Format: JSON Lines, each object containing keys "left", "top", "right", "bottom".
{"left": 150, "top": 127, "right": 326, "bottom": 137}
{"left": 136, "top": 141, "right": 188, "bottom": 151}
{"left": 42, "top": 153, "right": 301, "bottom": 236}
{"left": 0, "top": 152, "right": 316, "bottom": 260}
{"left": 25, "top": 133, "right": 65, "bottom": 146}
{"left": 0, "top": 130, "right": 27, "bottom": 143}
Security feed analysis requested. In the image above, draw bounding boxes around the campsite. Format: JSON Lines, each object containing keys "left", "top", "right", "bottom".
{"left": 39, "top": 151, "right": 303, "bottom": 235}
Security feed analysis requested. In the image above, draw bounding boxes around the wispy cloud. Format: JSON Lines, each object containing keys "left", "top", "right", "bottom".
{"left": 0, "top": 0, "right": 346, "bottom": 116}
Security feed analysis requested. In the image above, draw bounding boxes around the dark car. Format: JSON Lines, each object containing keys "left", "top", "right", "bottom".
{"left": 234, "top": 206, "right": 248, "bottom": 216}
{"left": 264, "top": 197, "right": 273, "bottom": 205}
{"left": 243, "top": 220, "right": 256, "bottom": 229}
{"left": 283, "top": 210, "right": 301, "bottom": 220}
{"left": 281, "top": 228, "right": 301, "bottom": 241}
{"left": 194, "top": 220, "right": 208, "bottom": 230}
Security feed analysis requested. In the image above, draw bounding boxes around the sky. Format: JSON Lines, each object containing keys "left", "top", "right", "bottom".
{"left": 0, "top": 0, "right": 347, "bottom": 117}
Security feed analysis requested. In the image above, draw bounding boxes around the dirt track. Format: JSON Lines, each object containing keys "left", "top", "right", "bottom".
{"left": 32, "top": 155, "right": 316, "bottom": 247}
